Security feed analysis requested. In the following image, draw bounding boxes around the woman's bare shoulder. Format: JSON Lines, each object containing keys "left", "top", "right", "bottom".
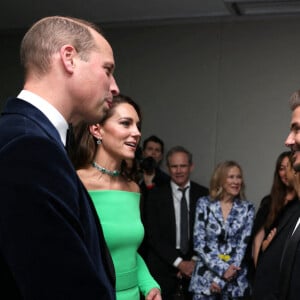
{"left": 125, "top": 180, "right": 140, "bottom": 193}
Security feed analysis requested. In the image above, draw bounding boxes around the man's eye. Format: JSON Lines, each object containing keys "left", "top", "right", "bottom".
{"left": 104, "top": 67, "right": 112, "bottom": 75}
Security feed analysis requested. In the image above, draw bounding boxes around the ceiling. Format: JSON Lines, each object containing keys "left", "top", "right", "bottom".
{"left": 1, "top": 0, "right": 300, "bottom": 32}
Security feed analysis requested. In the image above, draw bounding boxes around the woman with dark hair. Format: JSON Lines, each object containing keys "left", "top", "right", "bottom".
{"left": 252, "top": 152, "right": 300, "bottom": 299}
{"left": 189, "top": 161, "right": 255, "bottom": 299}
{"left": 252, "top": 151, "right": 297, "bottom": 267}
{"left": 70, "top": 94, "right": 161, "bottom": 300}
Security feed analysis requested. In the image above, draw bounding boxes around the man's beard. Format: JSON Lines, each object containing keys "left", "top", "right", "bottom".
{"left": 292, "top": 152, "right": 300, "bottom": 172}
{"left": 291, "top": 146, "right": 300, "bottom": 172}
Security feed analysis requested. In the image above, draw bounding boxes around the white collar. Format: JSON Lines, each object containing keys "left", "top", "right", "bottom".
{"left": 17, "top": 90, "right": 68, "bottom": 145}
{"left": 170, "top": 180, "right": 190, "bottom": 193}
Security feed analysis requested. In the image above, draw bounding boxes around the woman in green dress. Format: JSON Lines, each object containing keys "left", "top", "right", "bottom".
{"left": 70, "top": 94, "right": 161, "bottom": 300}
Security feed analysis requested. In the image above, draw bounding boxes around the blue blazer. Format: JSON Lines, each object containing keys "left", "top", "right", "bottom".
{"left": 0, "top": 98, "right": 115, "bottom": 299}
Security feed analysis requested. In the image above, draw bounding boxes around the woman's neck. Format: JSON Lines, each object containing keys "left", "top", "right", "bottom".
{"left": 93, "top": 151, "right": 122, "bottom": 172}
{"left": 221, "top": 194, "right": 234, "bottom": 204}
{"left": 92, "top": 161, "right": 121, "bottom": 177}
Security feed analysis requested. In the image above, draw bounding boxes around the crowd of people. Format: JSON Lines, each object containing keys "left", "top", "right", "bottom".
{"left": 2, "top": 14, "right": 300, "bottom": 300}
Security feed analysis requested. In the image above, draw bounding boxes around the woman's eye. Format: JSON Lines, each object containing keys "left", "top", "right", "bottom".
{"left": 121, "top": 121, "right": 130, "bottom": 126}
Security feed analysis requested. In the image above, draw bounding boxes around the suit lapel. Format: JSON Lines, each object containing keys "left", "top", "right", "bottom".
{"left": 162, "top": 184, "right": 177, "bottom": 245}
{"left": 2, "top": 98, "right": 64, "bottom": 150}
{"left": 279, "top": 220, "right": 300, "bottom": 300}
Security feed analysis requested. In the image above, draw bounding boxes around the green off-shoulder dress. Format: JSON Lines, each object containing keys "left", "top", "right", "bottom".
{"left": 89, "top": 190, "right": 160, "bottom": 300}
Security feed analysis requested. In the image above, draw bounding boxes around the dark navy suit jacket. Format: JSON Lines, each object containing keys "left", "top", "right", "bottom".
{"left": 0, "top": 98, "right": 115, "bottom": 299}
{"left": 252, "top": 198, "right": 300, "bottom": 300}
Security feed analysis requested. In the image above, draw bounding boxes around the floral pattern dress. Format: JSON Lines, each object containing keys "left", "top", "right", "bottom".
{"left": 189, "top": 196, "right": 255, "bottom": 299}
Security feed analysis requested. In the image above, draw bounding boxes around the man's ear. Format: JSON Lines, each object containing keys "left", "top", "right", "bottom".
{"left": 60, "top": 45, "right": 77, "bottom": 74}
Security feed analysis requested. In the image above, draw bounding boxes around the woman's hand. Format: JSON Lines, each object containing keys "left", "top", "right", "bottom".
{"left": 146, "top": 288, "right": 162, "bottom": 300}
{"left": 261, "top": 228, "right": 277, "bottom": 251}
{"left": 210, "top": 281, "right": 221, "bottom": 293}
{"left": 223, "top": 264, "right": 241, "bottom": 281}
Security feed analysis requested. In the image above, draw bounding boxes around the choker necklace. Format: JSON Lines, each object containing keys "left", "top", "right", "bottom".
{"left": 92, "top": 161, "right": 121, "bottom": 177}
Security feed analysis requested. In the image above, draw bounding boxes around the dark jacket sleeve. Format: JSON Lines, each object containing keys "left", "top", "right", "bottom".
{"left": 145, "top": 185, "right": 181, "bottom": 265}
{"left": 0, "top": 136, "right": 115, "bottom": 300}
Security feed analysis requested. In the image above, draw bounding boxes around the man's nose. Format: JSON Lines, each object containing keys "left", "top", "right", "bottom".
{"left": 285, "top": 132, "right": 294, "bottom": 148}
{"left": 110, "top": 76, "right": 120, "bottom": 96}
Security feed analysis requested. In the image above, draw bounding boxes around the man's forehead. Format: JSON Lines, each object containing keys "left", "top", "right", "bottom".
{"left": 291, "top": 107, "right": 300, "bottom": 123}
{"left": 146, "top": 142, "right": 161, "bottom": 149}
{"left": 92, "top": 31, "right": 113, "bottom": 54}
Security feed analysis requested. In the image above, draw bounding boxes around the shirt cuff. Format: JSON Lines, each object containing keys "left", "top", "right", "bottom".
{"left": 173, "top": 257, "right": 183, "bottom": 267}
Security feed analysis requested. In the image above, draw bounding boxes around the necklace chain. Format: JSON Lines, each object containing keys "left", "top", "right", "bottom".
{"left": 92, "top": 161, "right": 121, "bottom": 177}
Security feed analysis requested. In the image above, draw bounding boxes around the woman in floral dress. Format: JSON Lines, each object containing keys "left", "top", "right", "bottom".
{"left": 189, "top": 161, "right": 255, "bottom": 300}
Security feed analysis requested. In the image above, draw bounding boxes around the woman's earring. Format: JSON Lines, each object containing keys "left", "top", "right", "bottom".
{"left": 97, "top": 138, "right": 102, "bottom": 145}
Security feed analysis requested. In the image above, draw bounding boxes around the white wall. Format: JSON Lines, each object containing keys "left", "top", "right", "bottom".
{"left": 2, "top": 16, "right": 300, "bottom": 208}
{"left": 105, "top": 17, "right": 300, "bottom": 208}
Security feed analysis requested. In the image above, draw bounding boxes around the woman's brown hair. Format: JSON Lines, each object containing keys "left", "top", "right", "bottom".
{"left": 69, "top": 94, "right": 142, "bottom": 181}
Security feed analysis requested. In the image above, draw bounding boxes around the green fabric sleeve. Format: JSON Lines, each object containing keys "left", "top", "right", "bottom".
{"left": 137, "top": 254, "right": 160, "bottom": 296}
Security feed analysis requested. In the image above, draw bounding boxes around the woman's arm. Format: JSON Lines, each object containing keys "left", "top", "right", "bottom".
{"left": 136, "top": 254, "right": 161, "bottom": 298}
{"left": 252, "top": 227, "right": 265, "bottom": 267}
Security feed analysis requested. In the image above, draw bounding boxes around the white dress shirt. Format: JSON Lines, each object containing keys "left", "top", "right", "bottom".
{"left": 17, "top": 90, "right": 68, "bottom": 146}
{"left": 292, "top": 217, "right": 300, "bottom": 235}
{"left": 170, "top": 180, "right": 191, "bottom": 266}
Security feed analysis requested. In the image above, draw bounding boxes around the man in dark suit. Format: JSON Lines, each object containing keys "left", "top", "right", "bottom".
{"left": 144, "top": 146, "right": 208, "bottom": 300}
{"left": 138, "top": 135, "right": 170, "bottom": 260}
{"left": 252, "top": 197, "right": 300, "bottom": 299}
{"left": 139, "top": 135, "right": 170, "bottom": 198}
{"left": 278, "top": 89, "right": 300, "bottom": 300}
{"left": 0, "top": 16, "right": 119, "bottom": 299}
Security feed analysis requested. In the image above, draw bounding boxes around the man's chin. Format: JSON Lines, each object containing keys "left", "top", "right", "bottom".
{"left": 96, "top": 106, "right": 109, "bottom": 123}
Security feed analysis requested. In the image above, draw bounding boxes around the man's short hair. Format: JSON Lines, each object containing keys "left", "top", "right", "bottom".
{"left": 20, "top": 16, "right": 102, "bottom": 78}
{"left": 142, "top": 135, "right": 165, "bottom": 154}
{"left": 166, "top": 145, "right": 193, "bottom": 166}
{"left": 289, "top": 90, "right": 300, "bottom": 111}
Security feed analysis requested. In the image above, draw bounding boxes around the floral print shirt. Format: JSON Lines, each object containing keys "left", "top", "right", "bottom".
{"left": 189, "top": 196, "right": 255, "bottom": 298}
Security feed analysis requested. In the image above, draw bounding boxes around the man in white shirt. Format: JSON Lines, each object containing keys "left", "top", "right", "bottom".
{"left": 0, "top": 16, "right": 119, "bottom": 300}
{"left": 145, "top": 145, "right": 208, "bottom": 300}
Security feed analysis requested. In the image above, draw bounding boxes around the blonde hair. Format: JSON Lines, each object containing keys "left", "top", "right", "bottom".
{"left": 209, "top": 160, "right": 246, "bottom": 200}
{"left": 20, "top": 16, "right": 102, "bottom": 78}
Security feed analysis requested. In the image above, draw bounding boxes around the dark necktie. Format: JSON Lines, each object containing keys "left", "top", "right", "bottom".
{"left": 179, "top": 187, "right": 189, "bottom": 255}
